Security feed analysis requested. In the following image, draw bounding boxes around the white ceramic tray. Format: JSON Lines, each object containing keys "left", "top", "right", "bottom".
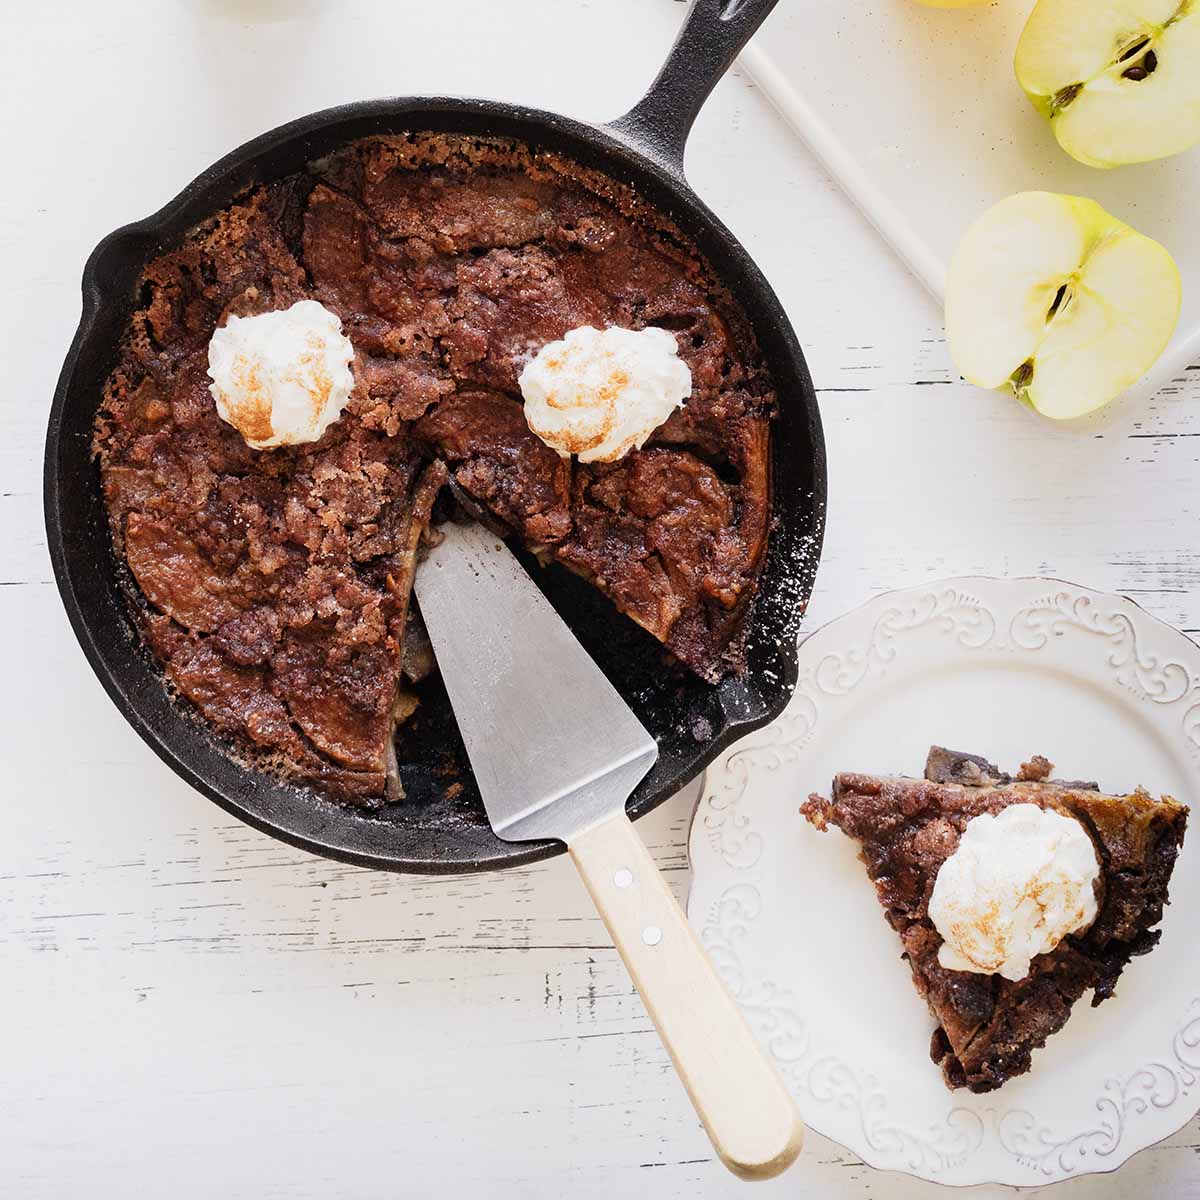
{"left": 688, "top": 579, "right": 1200, "bottom": 1186}
{"left": 739, "top": 1, "right": 1200, "bottom": 416}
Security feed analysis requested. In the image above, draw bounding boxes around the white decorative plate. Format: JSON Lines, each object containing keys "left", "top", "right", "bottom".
{"left": 687, "top": 579, "right": 1200, "bottom": 1187}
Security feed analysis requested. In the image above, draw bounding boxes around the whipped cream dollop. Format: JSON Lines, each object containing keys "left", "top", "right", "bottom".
{"left": 518, "top": 325, "right": 691, "bottom": 463}
{"left": 928, "top": 804, "right": 1100, "bottom": 982}
{"left": 207, "top": 300, "right": 355, "bottom": 450}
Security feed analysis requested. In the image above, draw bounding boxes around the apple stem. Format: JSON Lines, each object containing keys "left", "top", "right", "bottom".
{"left": 1010, "top": 361, "right": 1034, "bottom": 396}
{"left": 1051, "top": 82, "right": 1083, "bottom": 113}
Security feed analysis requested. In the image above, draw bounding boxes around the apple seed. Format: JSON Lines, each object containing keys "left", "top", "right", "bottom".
{"left": 1123, "top": 49, "right": 1158, "bottom": 79}
{"left": 1117, "top": 36, "right": 1151, "bottom": 62}
{"left": 1046, "top": 284, "right": 1070, "bottom": 322}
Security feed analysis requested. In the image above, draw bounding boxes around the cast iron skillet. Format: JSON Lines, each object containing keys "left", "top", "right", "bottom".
{"left": 44, "top": 0, "right": 826, "bottom": 873}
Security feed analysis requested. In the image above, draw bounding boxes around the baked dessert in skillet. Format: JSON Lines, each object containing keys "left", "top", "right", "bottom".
{"left": 94, "top": 134, "right": 775, "bottom": 804}
{"left": 801, "top": 747, "right": 1188, "bottom": 1093}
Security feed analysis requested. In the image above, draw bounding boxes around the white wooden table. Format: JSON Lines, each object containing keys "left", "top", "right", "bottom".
{"left": 4, "top": 2, "right": 1200, "bottom": 1196}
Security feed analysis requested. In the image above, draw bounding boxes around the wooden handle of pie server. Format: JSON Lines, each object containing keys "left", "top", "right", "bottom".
{"left": 568, "top": 810, "right": 804, "bottom": 1180}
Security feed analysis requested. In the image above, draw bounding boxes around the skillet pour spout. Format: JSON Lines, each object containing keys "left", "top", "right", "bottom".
{"left": 43, "top": 0, "right": 826, "bottom": 873}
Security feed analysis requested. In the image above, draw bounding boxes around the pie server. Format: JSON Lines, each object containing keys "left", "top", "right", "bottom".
{"left": 414, "top": 521, "right": 804, "bottom": 1180}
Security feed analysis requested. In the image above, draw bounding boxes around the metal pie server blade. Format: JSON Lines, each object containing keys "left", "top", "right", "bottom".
{"left": 414, "top": 520, "right": 804, "bottom": 1181}
{"left": 414, "top": 520, "right": 657, "bottom": 843}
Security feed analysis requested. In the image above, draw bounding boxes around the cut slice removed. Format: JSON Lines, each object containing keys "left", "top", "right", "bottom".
{"left": 801, "top": 748, "right": 1188, "bottom": 1092}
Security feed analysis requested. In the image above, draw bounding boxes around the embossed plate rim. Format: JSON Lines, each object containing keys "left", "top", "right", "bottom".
{"left": 687, "top": 576, "right": 1200, "bottom": 1187}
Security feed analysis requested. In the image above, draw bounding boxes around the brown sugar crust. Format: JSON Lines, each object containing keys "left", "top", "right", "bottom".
{"left": 94, "top": 133, "right": 775, "bottom": 802}
{"left": 801, "top": 747, "right": 1188, "bottom": 1093}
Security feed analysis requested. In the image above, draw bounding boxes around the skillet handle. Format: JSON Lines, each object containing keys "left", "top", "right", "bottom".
{"left": 607, "top": 0, "right": 781, "bottom": 176}
{"left": 568, "top": 809, "right": 804, "bottom": 1180}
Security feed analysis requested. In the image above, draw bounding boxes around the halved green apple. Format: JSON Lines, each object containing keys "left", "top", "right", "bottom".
{"left": 945, "top": 192, "right": 1181, "bottom": 419}
{"left": 1015, "top": 0, "right": 1200, "bottom": 168}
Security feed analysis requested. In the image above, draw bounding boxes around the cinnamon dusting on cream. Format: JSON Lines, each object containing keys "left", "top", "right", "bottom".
{"left": 929, "top": 803, "right": 1100, "bottom": 982}
{"left": 207, "top": 301, "right": 354, "bottom": 450}
{"left": 519, "top": 325, "right": 690, "bottom": 463}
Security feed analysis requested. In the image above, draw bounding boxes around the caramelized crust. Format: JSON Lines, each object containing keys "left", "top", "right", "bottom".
{"left": 95, "top": 133, "right": 775, "bottom": 801}
{"left": 801, "top": 748, "right": 1188, "bottom": 1092}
